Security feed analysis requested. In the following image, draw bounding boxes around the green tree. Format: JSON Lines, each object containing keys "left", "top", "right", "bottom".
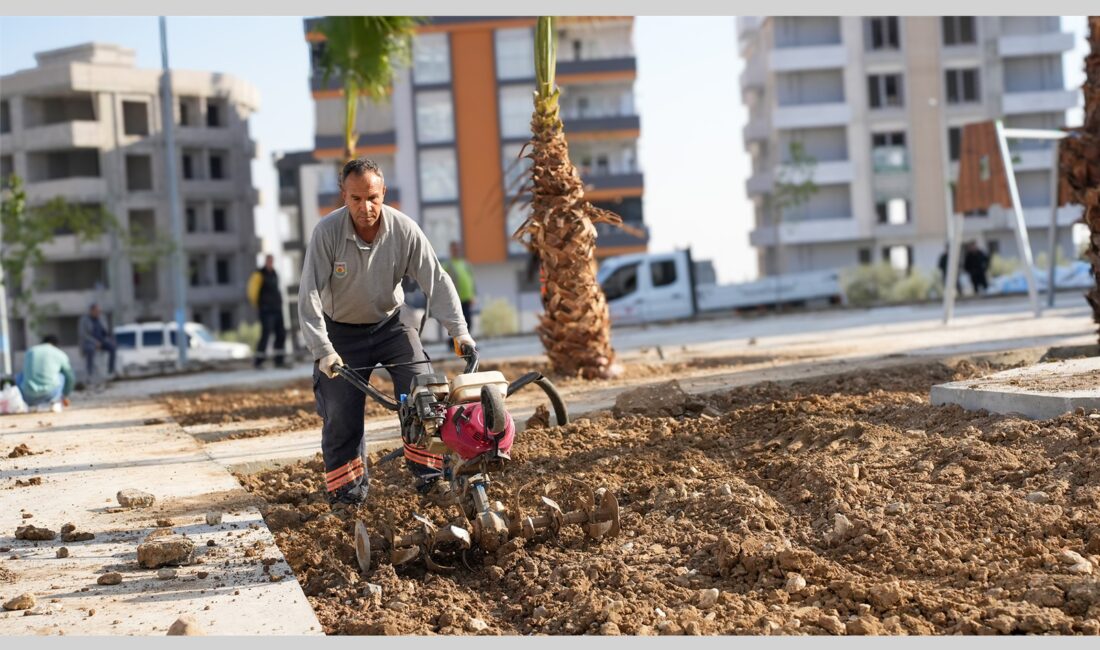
{"left": 315, "top": 16, "right": 421, "bottom": 161}
{"left": 1, "top": 174, "right": 174, "bottom": 330}
{"left": 512, "top": 17, "right": 624, "bottom": 379}
{"left": 769, "top": 140, "right": 819, "bottom": 279}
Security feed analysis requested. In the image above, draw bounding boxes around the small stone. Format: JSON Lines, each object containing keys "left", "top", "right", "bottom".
{"left": 466, "top": 617, "right": 489, "bottom": 633}
{"left": 697, "top": 588, "right": 720, "bottom": 609}
{"left": 206, "top": 540, "right": 216, "bottom": 547}
{"left": 364, "top": 583, "right": 383, "bottom": 606}
{"left": 197, "top": 571, "right": 209, "bottom": 579}
{"left": 817, "top": 614, "right": 846, "bottom": 635}
{"left": 846, "top": 616, "right": 883, "bottom": 635}
{"left": 97, "top": 572, "right": 123, "bottom": 586}
{"left": 167, "top": 615, "right": 204, "bottom": 636}
{"left": 486, "top": 566, "right": 505, "bottom": 581}
{"left": 117, "top": 489, "right": 156, "bottom": 508}
{"left": 885, "top": 502, "right": 906, "bottom": 516}
{"left": 137, "top": 536, "right": 195, "bottom": 568}
{"left": 205, "top": 512, "right": 222, "bottom": 526}
{"left": 600, "top": 622, "right": 621, "bottom": 635}
{"left": 14, "top": 525, "right": 56, "bottom": 541}
{"left": 385, "top": 600, "right": 408, "bottom": 612}
{"left": 785, "top": 573, "right": 807, "bottom": 593}
{"left": 87, "top": 609, "right": 95, "bottom": 617}
{"left": 1060, "top": 549, "right": 1087, "bottom": 564}
{"left": 869, "top": 581, "right": 905, "bottom": 609}
{"left": 61, "top": 523, "right": 75, "bottom": 534}
{"left": 56, "top": 547, "right": 69, "bottom": 559}
{"left": 157, "top": 568, "right": 177, "bottom": 580}
{"left": 833, "top": 513, "right": 853, "bottom": 537}
{"left": 21, "top": 513, "right": 32, "bottom": 519}
{"left": 155, "top": 519, "right": 173, "bottom": 528}
{"left": 718, "top": 484, "right": 733, "bottom": 496}
{"left": 1026, "top": 491, "right": 1050, "bottom": 504}
{"left": 621, "top": 542, "right": 634, "bottom": 551}
{"left": 3, "top": 593, "right": 36, "bottom": 611}
{"left": 532, "top": 605, "right": 549, "bottom": 619}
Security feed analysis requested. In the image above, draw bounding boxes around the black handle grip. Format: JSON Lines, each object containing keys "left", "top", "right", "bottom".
{"left": 461, "top": 343, "right": 479, "bottom": 374}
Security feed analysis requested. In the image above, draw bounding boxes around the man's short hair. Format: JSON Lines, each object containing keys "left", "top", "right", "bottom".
{"left": 340, "top": 158, "right": 384, "bottom": 187}
{"left": 43, "top": 334, "right": 59, "bottom": 346}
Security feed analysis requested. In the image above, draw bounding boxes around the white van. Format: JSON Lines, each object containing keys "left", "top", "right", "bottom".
{"left": 112, "top": 322, "right": 251, "bottom": 376}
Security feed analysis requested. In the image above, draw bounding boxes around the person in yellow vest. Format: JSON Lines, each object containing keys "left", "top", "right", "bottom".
{"left": 247, "top": 254, "right": 287, "bottom": 368}
{"left": 443, "top": 241, "right": 476, "bottom": 345}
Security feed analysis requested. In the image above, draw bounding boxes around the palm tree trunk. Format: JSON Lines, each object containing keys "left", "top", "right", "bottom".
{"left": 343, "top": 79, "right": 359, "bottom": 161}
{"left": 515, "top": 17, "right": 623, "bottom": 379}
{"left": 1060, "top": 17, "right": 1100, "bottom": 341}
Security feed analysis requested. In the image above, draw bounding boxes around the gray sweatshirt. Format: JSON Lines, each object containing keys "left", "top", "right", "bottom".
{"left": 298, "top": 205, "right": 468, "bottom": 359}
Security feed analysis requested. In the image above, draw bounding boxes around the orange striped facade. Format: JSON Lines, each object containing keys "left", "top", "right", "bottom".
{"left": 307, "top": 16, "right": 646, "bottom": 265}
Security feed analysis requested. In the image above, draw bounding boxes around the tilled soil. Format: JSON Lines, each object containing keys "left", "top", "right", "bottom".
{"left": 237, "top": 358, "right": 1100, "bottom": 635}
{"left": 158, "top": 354, "right": 800, "bottom": 436}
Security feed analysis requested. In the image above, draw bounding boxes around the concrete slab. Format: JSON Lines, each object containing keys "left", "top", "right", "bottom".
{"left": 931, "top": 356, "right": 1100, "bottom": 420}
{"left": 0, "top": 401, "right": 321, "bottom": 635}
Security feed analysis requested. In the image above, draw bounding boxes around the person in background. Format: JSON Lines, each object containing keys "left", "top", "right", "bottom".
{"left": 78, "top": 303, "right": 116, "bottom": 380}
{"left": 16, "top": 335, "right": 75, "bottom": 412}
{"left": 963, "top": 241, "right": 990, "bottom": 295}
{"left": 443, "top": 241, "right": 477, "bottom": 347}
{"left": 248, "top": 254, "right": 287, "bottom": 368}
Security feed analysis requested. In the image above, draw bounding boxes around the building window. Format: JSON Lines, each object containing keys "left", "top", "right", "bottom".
{"left": 942, "top": 17, "right": 977, "bottom": 45}
{"left": 209, "top": 151, "right": 227, "bottom": 180}
{"left": 122, "top": 101, "right": 149, "bottom": 135}
{"left": 418, "top": 148, "right": 458, "bottom": 202}
{"left": 215, "top": 257, "right": 231, "bottom": 285}
{"left": 185, "top": 205, "right": 199, "bottom": 233}
{"left": 125, "top": 155, "right": 153, "bottom": 191}
{"left": 0, "top": 100, "right": 10, "bottom": 133}
{"left": 219, "top": 308, "right": 235, "bottom": 332}
{"left": 865, "top": 17, "right": 900, "bottom": 50}
{"left": 206, "top": 100, "right": 225, "bottom": 127}
{"left": 501, "top": 143, "right": 532, "bottom": 196}
{"left": 415, "top": 90, "right": 454, "bottom": 144}
{"left": 867, "top": 74, "right": 904, "bottom": 109}
{"left": 413, "top": 33, "right": 450, "bottom": 85}
{"left": 495, "top": 28, "right": 535, "bottom": 80}
{"left": 945, "top": 68, "right": 980, "bottom": 104}
{"left": 420, "top": 206, "right": 462, "bottom": 255}
{"left": 858, "top": 248, "right": 872, "bottom": 265}
{"left": 883, "top": 245, "right": 912, "bottom": 272}
{"left": 505, "top": 202, "right": 530, "bottom": 255}
{"left": 875, "top": 198, "right": 910, "bottom": 224}
{"left": 212, "top": 205, "right": 229, "bottom": 232}
{"left": 179, "top": 97, "right": 201, "bottom": 126}
{"left": 0, "top": 155, "right": 12, "bottom": 184}
{"left": 871, "top": 131, "right": 907, "bottom": 172}
{"left": 499, "top": 85, "right": 533, "bottom": 139}
{"left": 948, "top": 127, "right": 962, "bottom": 161}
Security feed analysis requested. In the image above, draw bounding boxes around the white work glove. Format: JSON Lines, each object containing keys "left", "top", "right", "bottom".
{"left": 453, "top": 333, "right": 477, "bottom": 357}
{"left": 318, "top": 352, "right": 344, "bottom": 379}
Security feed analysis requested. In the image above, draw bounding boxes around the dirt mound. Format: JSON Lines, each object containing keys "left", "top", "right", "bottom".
{"left": 238, "top": 358, "right": 1100, "bottom": 635}
{"left": 7, "top": 443, "right": 35, "bottom": 458}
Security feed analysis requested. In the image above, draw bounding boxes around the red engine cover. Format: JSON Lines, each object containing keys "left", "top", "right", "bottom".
{"left": 440, "top": 402, "right": 515, "bottom": 460}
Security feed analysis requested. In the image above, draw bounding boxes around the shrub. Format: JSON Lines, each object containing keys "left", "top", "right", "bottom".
{"left": 477, "top": 298, "right": 519, "bottom": 338}
{"left": 218, "top": 321, "right": 261, "bottom": 349}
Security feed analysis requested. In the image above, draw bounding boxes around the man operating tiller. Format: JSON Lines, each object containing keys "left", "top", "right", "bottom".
{"left": 298, "top": 158, "right": 475, "bottom": 507}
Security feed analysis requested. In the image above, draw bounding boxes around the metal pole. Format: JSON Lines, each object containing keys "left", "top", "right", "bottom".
{"left": 1046, "top": 140, "right": 1060, "bottom": 308}
{"left": 939, "top": 99, "right": 961, "bottom": 324}
{"left": 994, "top": 119, "right": 1041, "bottom": 317}
{"left": 0, "top": 205, "right": 11, "bottom": 376}
{"left": 159, "top": 17, "right": 188, "bottom": 366}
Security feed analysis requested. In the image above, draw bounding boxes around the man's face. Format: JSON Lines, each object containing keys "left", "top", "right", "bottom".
{"left": 341, "top": 172, "right": 385, "bottom": 232}
{"left": 264, "top": 255, "right": 274, "bottom": 270}
{"left": 90, "top": 306, "right": 100, "bottom": 318}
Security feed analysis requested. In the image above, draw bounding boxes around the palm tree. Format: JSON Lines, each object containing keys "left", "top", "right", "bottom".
{"left": 316, "top": 17, "right": 420, "bottom": 161}
{"left": 513, "top": 17, "right": 624, "bottom": 379}
{"left": 1060, "top": 17, "right": 1100, "bottom": 339}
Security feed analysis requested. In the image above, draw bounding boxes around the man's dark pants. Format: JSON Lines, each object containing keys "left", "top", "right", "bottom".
{"left": 83, "top": 340, "right": 116, "bottom": 377}
{"left": 255, "top": 309, "right": 287, "bottom": 367}
{"left": 313, "top": 311, "right": 435, "bottom": 504}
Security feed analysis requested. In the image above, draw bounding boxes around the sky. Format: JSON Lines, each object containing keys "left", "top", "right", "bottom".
{"left": 0, "top": 16, "right": 1090, "bottom": 284}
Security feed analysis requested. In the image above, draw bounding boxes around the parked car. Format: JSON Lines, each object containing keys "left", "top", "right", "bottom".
{"left": 113, "top": 321, "right": 251, "bottom": 376}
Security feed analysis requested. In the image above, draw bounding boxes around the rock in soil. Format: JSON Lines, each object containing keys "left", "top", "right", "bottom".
{"left": 3, "top": 593, "right": 36, "bottom": 611}
{"left": 613, "top": 380, "right": 690, "bottom": 418}
{"left": 7, "top": 443, "right": 35, "bottom": 458}
{"left": 56, "top": 547, "right": 69, "bottom": 559}
{"left": 97, "top": 572, "right": 123, "bottom": 586}
{"left": 157, "top": 568, "right": 178, "bottom": 580}
{"left": 205, "top": 512, "right": 223, "bottom": 526}
{"left": 117, "top": 489, "right": 156, "bottom": 508}
{"left": 167, "top": 615, "right": 204, "bottom": 636}
{"left": 137, "top": 536, "right": 195, "bottom": 568}
{"left": 15, "top": 525, "right": 56, "bottom": 541}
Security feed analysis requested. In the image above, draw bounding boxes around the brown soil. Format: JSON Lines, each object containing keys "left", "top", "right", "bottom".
{"left": 157, "top": 355, "right": 786, "bottom": 440}
{"left": 237, "top": 358, "right": 1100, "bottom": 636}
{"left": 967, "top": 367, "right": 1100, "bottom": 394}
{"left": 7, "top": 443, "right": 35, "bottom": 458}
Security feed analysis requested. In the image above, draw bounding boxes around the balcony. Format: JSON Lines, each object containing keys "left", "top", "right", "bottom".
{"left": 774, "top": 102, "right": 851, "bottom": 129}
{"left": 181, "top": 178, "right": 238, "bottom": 199}
{"left": 16, "top": 121, "right": 102, "bottom": 151}
{"left": 768, "top": 44, "right": 847, "bottom": 73}
{"left": 742, "top": 115, "right": 770, "bottom": 144}
{"left": 31, "top": 289, "right": 105, "bottom": 315}
{"left": 582, "top": 171, "right": 643, "bottom": 193}
{"left": 749, "top": 216, "right": 860, "bottom": 247}
{"left": 998, "top": 31, "right": 1074, "bottom": 58}
{"left": 562, "top": 114, "right": 640, "bottom": 137}
{"left": 1009, "top": 147, "right": 1058, "bottom": 172}
{"left": 872, "top": 146, "right": 909, "bottom": 174}
{"left": 737, "top": 16, "right": 764, "bottom": 53}
{"left": 1002, "top": 89, "right": 1078, "bottom": 115}
{"left": 183, "top": 233, "right": 245, "bottom": 251}
{"left": 740, "top": 55, "right": 766, "bottom": 89}
{"left": 24, "top": 177, "right": 108, "bottom": 202}
{"left": 746, "top": 170, "right": 773, "bottom": 197}
{"left": 595, "top": 220, "right": 649, "bottom": 250}
{"left": 176, "top": 126, "right": 249, "bottom": 149}
{"left": 188, "top": 285, "right": 246, "bottom": 304}
{"left": 1021, "top": 204, "right": 1083, "bottom": 229}
{"left": 777, "top": 159, "right": 853, "bottom": 185}
{"left": 38, "top": 234, "right": 111, "bottom": 259}
{"left": 315, "top": 131, "right": 397, "bottom": 153}
{"left": 557, "top": 57, "right": 635, "bottom": 77}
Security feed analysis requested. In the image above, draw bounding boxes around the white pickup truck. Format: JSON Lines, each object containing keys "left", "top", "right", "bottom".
{"left": 112, "top": 321, "right": 251, "bottom": 376}
{"left": 597, "top": 251, "right": 845, "bottom": 326}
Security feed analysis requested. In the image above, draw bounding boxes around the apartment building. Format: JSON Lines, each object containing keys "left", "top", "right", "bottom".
{"left": 298, "top": 16, "right": 647, "bottom": 332}
{"left": 738, "top": 16, "right": 1080, "bottom": 277}
{"left": 0, "top": 43, "right": 261, "bottom": 355}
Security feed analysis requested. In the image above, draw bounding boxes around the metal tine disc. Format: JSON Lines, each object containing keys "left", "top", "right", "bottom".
{"left": 354, "top": 520, "right": 372, "bottom": 572}
{"left": 391, "top": 546, "right": 420, "bottom": 565}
